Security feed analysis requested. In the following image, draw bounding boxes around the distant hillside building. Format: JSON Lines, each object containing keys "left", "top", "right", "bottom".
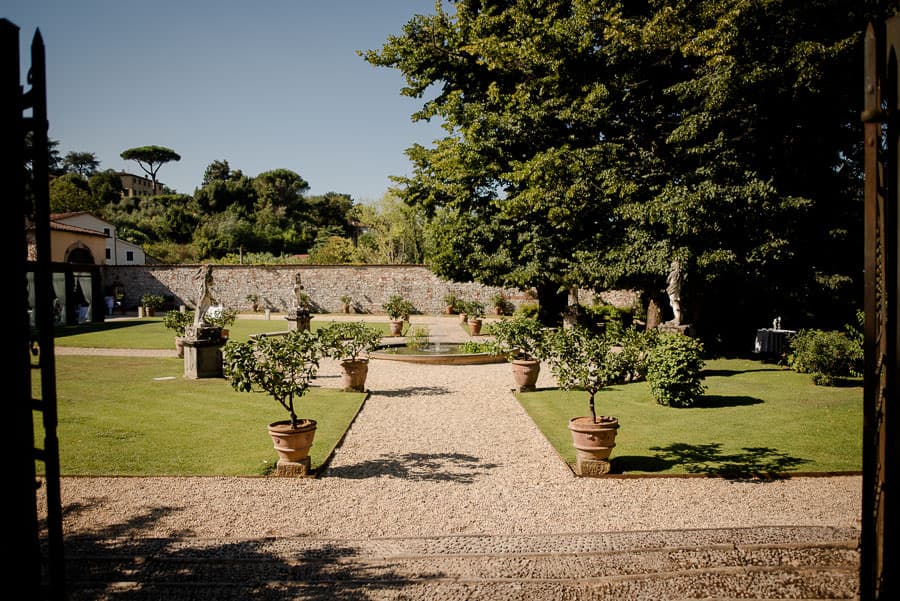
{"left": 118, "top": 171, "right": 164, "bottom": 197}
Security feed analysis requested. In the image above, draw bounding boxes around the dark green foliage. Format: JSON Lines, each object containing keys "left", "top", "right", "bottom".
{"left": 120, "top": 145, "right": 181, "bottom": 188}
{"left": 49, "top": 172, "right": 96, "bottom": 214}
{"left": 223, "top": 330, "right": 321, "bottom": 429}
{"left": 646, "top": 334, "right": 707, "bottom": 408}
{"left": 786, "top": 328, "right": 862, "bottom": 386}
{"left": 545, "top": 326, "right": 619, "bottom": 422}
{"left": 382, "top": 294, "right": 415, "bottom": 320}
{"left": 488, "top": 316, "right": 548, "bottom": 361}
{"left": 318, "top": 321, "right": 382, "bottom": 361}
{"left": 365, "top": 0, "right": 893, "bottom": 341}
{"left": 162, "top": 309, "right": 194, "bottom": 336}
{"left": 514, "top": 302, "right": 540, "bottom": 319}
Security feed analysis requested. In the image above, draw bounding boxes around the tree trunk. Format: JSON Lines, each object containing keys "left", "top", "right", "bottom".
{"left": 536, "top": 282, "right": 567, "bottom": 327}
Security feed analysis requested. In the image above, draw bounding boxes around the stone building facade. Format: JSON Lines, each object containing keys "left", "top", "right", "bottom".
{"left": 102, "top": 263, "right": 637, "bottom": 316}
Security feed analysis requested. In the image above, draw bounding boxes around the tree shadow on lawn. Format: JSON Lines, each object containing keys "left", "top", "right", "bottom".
{"left": 324, "top": 452, "right": 499, "bottom": 482}
{"left": 55, "top": 498, "right": 427, "bottom": 600}
{"left": 700, "top": 367, "right": 785, "bottom": 378}
{"left": 692, "top": 395, "right": 764, "bottom": 408}
{"left": 612, "top": 443, "right": 810, "bottom": 480}
{"left": 53, "top": 320, "right": 153, "bottom": 339}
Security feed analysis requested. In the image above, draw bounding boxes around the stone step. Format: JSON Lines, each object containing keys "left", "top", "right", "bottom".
{"left": 57, "top": 526, "right": 861, "bottom": 600}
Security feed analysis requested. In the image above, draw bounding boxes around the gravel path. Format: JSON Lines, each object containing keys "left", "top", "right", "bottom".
{"left": 43, "top": 315, "right": 862, "bottom": 541}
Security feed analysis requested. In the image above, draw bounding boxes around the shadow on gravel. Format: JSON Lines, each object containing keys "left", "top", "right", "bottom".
{"left": 324, "top": 452, "right": 500, "bottom": 482}
{"left": 55, "top": 503, "right": 428, "bottom": 600}
{"left": 375, "top": 386, "right": 452, "bottom": 397}
{"left": 648, "top": 442, "right": 811, "bottom": 480}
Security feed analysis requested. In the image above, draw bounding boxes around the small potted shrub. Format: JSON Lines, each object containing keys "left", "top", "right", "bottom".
{"left": 163, "top": 309, "right": 194, "bottom": 358}
{"left": 465, "top": 301, "right": 486, "bottom": 335}
{"left": 319, "top": 321, "right": 382, "bottom": 392}
{"left": 223, "top": 329, "right": 322, "bottom": 476}
{"left": 246, "top": 293, "right": 260, "bottom": 312}
{"left": 204, "top": 307, "right": 238, "bottom": 341}
{"left": 140, "top": 293, "right": 165, "bottom": 317}
{"left": 786, "top": 328, "right": 861, "bottom": 386}
{"left": 442, "top": 293, "right": 459, "bottom": 315}
{"left": 545, "top": 325, "right": 621, "bottom": 476}
{"left": 340, "top": 294, "right": 353, "bottom": 314}
{"left": 382, "top": 294, "right": 414, "bottom": 336}
{"left": 491, "top": 293, "right": 509, "bottom": 316}
{"left": 488, "top": 316, "right": 548, "bottom": 391}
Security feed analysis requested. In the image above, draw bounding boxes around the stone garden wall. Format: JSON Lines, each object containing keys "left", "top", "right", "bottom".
{"left": 102, "top": 263, "right": 636, "bottom": 316}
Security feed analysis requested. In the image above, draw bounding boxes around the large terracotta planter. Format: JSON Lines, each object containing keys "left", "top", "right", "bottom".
{"left": 340, "top": 358, "right": 369, "bottom": 392}
{"left": 510, "top": 358, "right": 540, "bottom": 392}
{"left": 389, "top": 320, "right": 405, "bottom": 336}
{"left": 568, "top": 416, "right": 619, "bottom": 476}
{"left": 267, "top": 419, "right": 317, "bottom": 464}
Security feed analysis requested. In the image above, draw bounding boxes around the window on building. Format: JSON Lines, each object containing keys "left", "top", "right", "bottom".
{"left": 126, "top": 251, "right": 134, "bottom": 263}
{"left": 103, "top": 227, "right": 111, "bottom": 237}
{"left": 105, "top": 248, "right": 111, "bottom": 260}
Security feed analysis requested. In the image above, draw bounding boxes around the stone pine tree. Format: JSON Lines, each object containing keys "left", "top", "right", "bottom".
{"left": 120, "top": 145, "right": 181, "bottom": 193}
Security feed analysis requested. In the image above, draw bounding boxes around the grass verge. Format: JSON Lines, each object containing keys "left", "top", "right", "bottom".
{"left": 515, "top": 358, "right": 862, "bottom": 477}
{"left": 51, "top": 316, "right": 396, "bottom": 349}
{"left": 34, "top": 355, "right": 367, "bottom": 476}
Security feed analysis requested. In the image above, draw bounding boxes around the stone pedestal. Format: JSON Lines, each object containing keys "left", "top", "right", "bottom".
{"left": 274, "top": 457, "right": 311, "bottom": 477}
{"left": 284, "top": 308, "right": 312, "bottom": 331}
{"left": 657, "top": 323, "right": 693, "bottom": 336}
{"left": 575, "top": 457, "right": 612, "bottom": 477}
{"left": 183, "top": 339, "right": 225, "bottom": 379}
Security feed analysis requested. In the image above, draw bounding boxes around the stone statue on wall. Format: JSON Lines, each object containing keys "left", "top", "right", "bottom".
{"left": 666, "top": 259, "right": 683, "bottom": 326}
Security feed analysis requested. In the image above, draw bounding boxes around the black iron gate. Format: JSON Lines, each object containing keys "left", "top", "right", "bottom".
{"left": 862, "top": 16, "right": 900, "bottom": 601}
{"left": 1, "top": 19, "right": 65, "bottom": 600}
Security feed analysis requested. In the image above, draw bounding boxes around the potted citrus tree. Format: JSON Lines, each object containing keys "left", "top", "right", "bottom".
{"left": 223, "top": 329, "right": 322, "bottom": 476}
{"left": 545, "top": 325, "right": 620, "bottom": 476}
{"left": 140, "top": 293, "right": 165, "bottom": 317}
{"left": 340, "top": 294, "right": 353, "bottom": 314}
{"left": 319, "top": 321, "right": 382, "bottom": 392}
{"left": 382, "top": 294, "right": 414, "bottom": 336}
{"left": 465, "top": 300, "right": 486, "bottom": 335}
{"left": 488, "top": 316, "right": 549, "bottom": 391}
{"left": 163, "top": 309, "right": 194, "bottom": 358}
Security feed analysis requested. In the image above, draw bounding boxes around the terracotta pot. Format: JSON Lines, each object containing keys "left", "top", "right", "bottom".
{"left": 389, "top": 320, "right": 404, "bottom": 336}
{"left": 568, "top": 416, "right": 619, "bottom": 464}
{"left": 340, "top": 358, "right": 369, "bottom": 392}
{"left": 267, "top": 419, "right": 317, "bottom": 463}
{"left": 510, "top": 358, "right": 540, "bottom": 392}
{"left": 469, "top": 318, "right": 483, "bottom": 335}
{"left": 174, "top": 336, "right": 185, "bottom": 359}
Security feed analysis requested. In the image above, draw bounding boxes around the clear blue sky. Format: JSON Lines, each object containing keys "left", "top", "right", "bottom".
{"left": 5, "top": 1, "right": 446, "bottom": 203}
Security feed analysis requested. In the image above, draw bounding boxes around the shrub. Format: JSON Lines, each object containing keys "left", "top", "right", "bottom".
{"left": 140, "top": 293, "right": 166, "bottom": 309}
{"left": 318, "top": 321, "right": 382, "bottom": 361}
{"left": 163, "top": 309, "right": 194, "bottom": 337}
{"left": 645, "top": 334, "right": 706, "bottom": 407}
{"left": 383, "top": 294, "right": 414, "bottom": 320}
{"left": 407, "top": 326, "right": 430, "bottom": 350}
{"left": 459, "top": 340, "right": 495, "bottom": 353}
{"left": 514, "top": 302, "right": 539, "bottom": 319}
{"left": 545, "top": 326, "right": 618, "bottom": 422}
{"left": 205, "top": 307, "right": 238, "bottom": 329}
{"left": 787, "top": 328, "right": 862, "bottom": 386}
{"left": 604, "top": 326, "right": 660, "bottom": 384}
{"left": 488, "top": 316, "right": 548, "bottom": 361}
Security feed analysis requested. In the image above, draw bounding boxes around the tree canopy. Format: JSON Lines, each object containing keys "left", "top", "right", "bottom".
{"left": 364, "top": 0, "right": 894, "bottom": 342}
{"left": 120, "top": 145, "right": 181, "bottom": 190}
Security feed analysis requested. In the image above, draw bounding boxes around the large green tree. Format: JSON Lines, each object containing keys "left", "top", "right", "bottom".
{"left": 120, "top": 145, "right": 181, "bottom": 191}
{"left": 62, "top": 151, "right": 100, "bottom": 178}
{"left": 366, "top": 0, "right": 892, "bottom": 341}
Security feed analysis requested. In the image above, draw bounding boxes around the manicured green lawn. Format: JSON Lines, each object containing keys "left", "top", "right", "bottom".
{"left": 516, "top": 358, "right": 862, "bottom": 477}
{"left": 52, "top": 315, "right": 397, "bottom": 349}
{"left": 34, "top": 355, "right": 367, "bottom": 476}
